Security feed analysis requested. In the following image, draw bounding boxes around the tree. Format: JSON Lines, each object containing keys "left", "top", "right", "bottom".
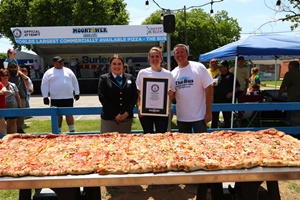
{"left": 0, "top": 53, "right": 7, "bottom": 59}
{"left": 0, "top": 0, "right": 129, "bottom": 50}
{"left": 143, "top": 9, "right": 241, "bottom": 61}
{"left": 277, "top": 0, "right": 300, "bottom": 30}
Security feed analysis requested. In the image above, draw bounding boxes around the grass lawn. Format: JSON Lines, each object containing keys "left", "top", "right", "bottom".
{"left": 264, "top": 80, "right": 282, "bottom": 87}
{"left": 23, "top": 119, "right": 179, "bottom": 133}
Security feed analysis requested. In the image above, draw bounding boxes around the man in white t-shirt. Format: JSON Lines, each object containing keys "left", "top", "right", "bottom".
{"left": 41, "top": 56, "right": 80, "bottom": 133}
{"left": 171, "top": 44, "right": 213, "bottom": 133}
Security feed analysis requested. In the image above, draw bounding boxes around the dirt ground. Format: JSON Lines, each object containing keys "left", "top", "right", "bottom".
{"left": 100, "top": 180, "right": 300, "bottom": 200}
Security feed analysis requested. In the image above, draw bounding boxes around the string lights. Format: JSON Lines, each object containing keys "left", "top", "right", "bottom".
{"left": 145, "top": 0, "right": 223, "bottom": 16}
{"left": 160, "top": 12, "right": 164, "bottom": 20}
{"left": 275, "top": 0, "right": 281, "bottom": 11}
{"left": 210, "top": 1, "right": 214, "bottom": 17}
{"left": 145, "top": 0, "right": 224, "bottom": 45}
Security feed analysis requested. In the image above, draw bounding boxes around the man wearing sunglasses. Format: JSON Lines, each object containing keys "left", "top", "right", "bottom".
{"left": 8, "top": 63, "right": 29, "bottom": 133}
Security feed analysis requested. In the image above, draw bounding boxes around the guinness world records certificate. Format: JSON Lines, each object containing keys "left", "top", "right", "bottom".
{"left": 140, "top": 77, "right": 170, "bottom": 116}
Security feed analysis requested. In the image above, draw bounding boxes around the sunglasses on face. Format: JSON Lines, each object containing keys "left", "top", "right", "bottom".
{"left": 9, "top": 66, "right": 17, "bottom": 69}
{"left": 1, "top": 75, "right": 9, "bottom": 77}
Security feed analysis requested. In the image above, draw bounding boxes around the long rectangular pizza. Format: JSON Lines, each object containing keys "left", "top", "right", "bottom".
{"left": 0, "top": 128, "right": 299, "bottom": 177}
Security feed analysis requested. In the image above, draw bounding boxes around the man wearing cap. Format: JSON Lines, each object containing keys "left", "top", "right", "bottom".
{"left": 212, "top": 60, "right": 240, "bottom": 128}
{"left": 229, "top": 56, "right": 249, "bottom": 98}
{"left": 41, "top": 56, "right": 80, "bottom": 133}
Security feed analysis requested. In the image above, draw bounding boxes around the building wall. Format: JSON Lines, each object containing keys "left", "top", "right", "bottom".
{"left": 280, "top": 62, "right": 289, "bottom": 79}
{"left": 41, "top": 53, "right": 167, "bottom": 78}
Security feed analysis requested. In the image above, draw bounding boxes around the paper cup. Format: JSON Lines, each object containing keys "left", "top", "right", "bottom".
{"left": 3, "top": 62, "right": 8, "bottom": 69}
{"left": 213, "top": 78, "right": 218, "bottom": 86}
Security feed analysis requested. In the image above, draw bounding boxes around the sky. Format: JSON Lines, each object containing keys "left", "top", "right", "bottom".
{"left": 0, "top": 0, "right": 299, "bottom": 54}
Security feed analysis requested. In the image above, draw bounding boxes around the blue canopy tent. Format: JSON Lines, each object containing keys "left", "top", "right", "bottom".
{"left": 199, "top": 34, "right": 300, "bottom": 62}
{"left": 198, "top": 34, "right": 300, "bottom": 128}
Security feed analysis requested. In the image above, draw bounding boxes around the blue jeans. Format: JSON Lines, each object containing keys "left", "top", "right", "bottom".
{"left": 34, "top": 69, "right": 41, "bottom": 79}
{"left": 177, "top": 120, "right": 207, "bottom": 133}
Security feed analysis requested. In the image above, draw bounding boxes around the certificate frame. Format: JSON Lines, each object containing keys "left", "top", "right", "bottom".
{"left": 140, "top": 76, "right": 170, "bottom": 116}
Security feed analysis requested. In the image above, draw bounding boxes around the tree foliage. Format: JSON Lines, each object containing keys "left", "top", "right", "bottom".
{"left": 0, "top": 0, "right": 129, "bottom": 50}
{"left": 278, "top": 0, "right": 300, "bottom": 30}
{"left": 143, "top": 9, "right": 241, "bottom": 61}
{"left": 0, "top": 53, "right": 7, "bottom": 59}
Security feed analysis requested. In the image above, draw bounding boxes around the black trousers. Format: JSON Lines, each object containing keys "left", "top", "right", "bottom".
{"left": 139, "top": 116, "right": 168, "bottom": 134}
{"left": 212, "top": 111, "right": 232, "bottom": 128}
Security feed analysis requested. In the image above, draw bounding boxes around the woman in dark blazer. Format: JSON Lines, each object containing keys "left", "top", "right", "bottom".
{"left": 98, "top": 54, "right": 138, "bottom": 133}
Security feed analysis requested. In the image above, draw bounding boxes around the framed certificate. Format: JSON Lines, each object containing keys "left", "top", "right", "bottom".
{"left": 140, "top": 77, "right": 170, "bottom": 116}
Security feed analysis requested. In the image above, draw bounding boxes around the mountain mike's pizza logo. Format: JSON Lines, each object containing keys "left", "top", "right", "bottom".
{"left": 13, "top": 29, "right": 22, "bottom": 38}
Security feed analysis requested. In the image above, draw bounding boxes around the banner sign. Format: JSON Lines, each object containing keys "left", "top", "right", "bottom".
{"left": 11, "top": 25, "right": 167, "bottom": 45}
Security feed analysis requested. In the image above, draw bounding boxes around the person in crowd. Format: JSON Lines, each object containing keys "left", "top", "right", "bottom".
{"left": 98, "top": 54, "right": 137, "bottom": 133}
{"left": 171, "top": 44, "right": 213, "bottom": 133}
{"left": 3, "top": 49, "right": 18, "bottom": 69}
{"left": 229, "top": 56, "right": 249, "bottom": 98}
{"left": 161, "top": 62, "right": 168, "bottom": 69}
{"left": 211, "top": 60, "right": 240, "bottom": 128}
{"left": 0, "top": 69, "right": 21, "bottom": 134}
{"left": 8, "top": 63, "right": 29, "bottom": 133}
{"left": 207, "top": 58, "right": 220, "bottom": 78}
{"left": 0, "top": 72, "right": 10, "bottom": 134}
{"left": 247, "top": 66, "right": 266, "bottom": 95}
{"left": 41, "top": 56, "right": 80, "bottom": 133}
{"left": 277, "top": 61, "right": 300, "bottom": 102}
{"left": 75, "top": 58, "right": 81, "bottom": 78}
{"left": 20, "top": 66, "right": 34, "bottom": 119}
{"left": 136, "top": 47, "right": 175, "bottom": 134}
{"left": 69, "top": 56, "right": 77, "bottom": 74}
{"left": 123, "top": 64, "right": 130, "bottom": 73}
{"left": 207, "top": 58, "right": 220, "bottom": 101}
{"left": 33, "top": 59, "right": 41, "bottom": 79}
{"left": 127, "top": 57, "right": 135, "bottom": 75}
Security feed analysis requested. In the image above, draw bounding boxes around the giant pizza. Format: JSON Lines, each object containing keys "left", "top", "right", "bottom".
{"left": 0, "top": 128, "right": 300, "bottom": 177}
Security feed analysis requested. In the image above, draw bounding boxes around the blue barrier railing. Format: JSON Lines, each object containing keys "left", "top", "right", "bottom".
{"left": 1, "top": 102, "right": 300, "bottom": 134}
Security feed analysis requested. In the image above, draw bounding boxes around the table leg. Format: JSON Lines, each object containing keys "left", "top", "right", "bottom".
{"left": 234, "top": 181, "right": 262, "bottom": 200}
{"left": 196, "top": 183, "right": 224, "bottom": 200}
{"left": 211, "top": 183, "right": 224, "bottom": 200}
{"left": 19, "top": 189, "right": 32, "bottom": 200}
{"left": 51, "top": 187, "right": 81, "bottom": 200}
{"left": 266, "top": 181, "right": 281, "bottom": 200}
{"left": 82, "top": 187, "right": 101, "bottom": 200}
{"left": 196, "top": 183, "right": 210, "bottom": 199}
